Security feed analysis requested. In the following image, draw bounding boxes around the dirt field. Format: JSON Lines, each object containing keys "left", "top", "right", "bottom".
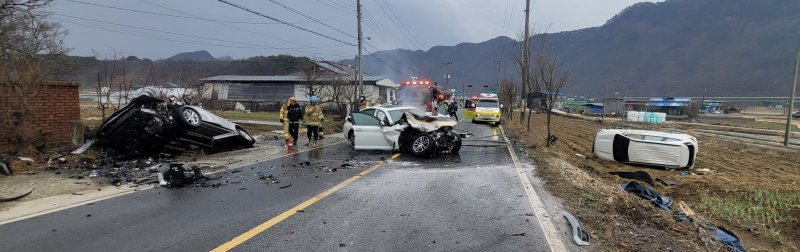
{"left": 505, "top": 112, "right": 799, "bottom": 251}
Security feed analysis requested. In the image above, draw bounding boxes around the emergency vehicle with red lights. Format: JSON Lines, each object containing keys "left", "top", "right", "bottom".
{"left": 397, "top": 80, "right": 452, "bottom": 112}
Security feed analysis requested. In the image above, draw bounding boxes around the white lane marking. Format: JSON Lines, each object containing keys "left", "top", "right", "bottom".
{"left": 0, "top": 140, "right": 346, "bottom": 225}
{"left": 500, "top": 126, "right": 567, "bottom": 252}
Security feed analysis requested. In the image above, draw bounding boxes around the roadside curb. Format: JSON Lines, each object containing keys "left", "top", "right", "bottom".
{"left": 500, "top": 126, "right": 568, "bottom": 252}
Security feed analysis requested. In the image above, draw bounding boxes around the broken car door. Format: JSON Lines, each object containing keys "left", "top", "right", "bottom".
{"left": 351, "top": 112, "right": 393, "bottom": 150}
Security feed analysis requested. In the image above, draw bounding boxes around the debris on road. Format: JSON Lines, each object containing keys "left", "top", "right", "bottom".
{"left": 156, "top": 164, "right": 213, "bottom": 188}
{"left": 279, "top": 184, "right": 292, "bottom": 189}
{"left": 563, "top": 212, "right": 591, "bottom": 246}
{"left": 620, "top": 182, "right": 673, "bottom": 210}
{"left": 71, "top": 139, "right": 95, "bottom": 155}
{"left": 0, "top": 189, "right": 33, "bottom": 202}
{"left": 610, "top": 171, "right": 655, "bottom": 186}
{"left": 510, "top": 233, "right": 526, "bottom": 236}
{"left": 17, "top": 157, "right": 34, "bottom": 162}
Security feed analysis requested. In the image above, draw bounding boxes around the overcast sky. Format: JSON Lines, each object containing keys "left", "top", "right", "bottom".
{"left": 50, "top": 0, "right": 662, "bottom": 60}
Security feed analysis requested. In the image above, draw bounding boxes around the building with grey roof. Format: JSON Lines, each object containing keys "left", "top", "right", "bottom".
{"left": 201, "top": 60, "right": 397, "bottom": 104}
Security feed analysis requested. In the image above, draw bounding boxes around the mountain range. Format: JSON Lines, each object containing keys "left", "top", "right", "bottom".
{"left": 359, "top": 0, "right": 800, "bottom": 97}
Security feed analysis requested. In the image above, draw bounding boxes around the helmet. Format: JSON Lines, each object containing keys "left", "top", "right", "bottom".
{"left": 309, "top": 96, "right": 318, "bottom": 103}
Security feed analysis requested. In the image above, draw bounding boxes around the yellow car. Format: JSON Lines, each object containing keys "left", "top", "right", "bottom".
{"left": 464, "top": 95, "right": 501, "bottom": 126}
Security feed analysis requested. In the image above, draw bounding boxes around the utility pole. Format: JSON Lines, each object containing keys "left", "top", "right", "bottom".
{"left": 700, "top": 83, "right": 707, "bottom": 114}
{"left": 602, "top": 77, "right": 608, "bottom": 123}
{"left": 355, "top": 0, "right": 364, "bottom": 110}
{"left": 622, "top": 88, "right": 628, "bottom": 127}
{"left": 442, "top": 62, "right": 452, "bottom": 89}
{"left": 784, "top": 49, "right": 799, "bottom": 146}
{"left": 521, "top": 0, "right": 531, "bottom": 116}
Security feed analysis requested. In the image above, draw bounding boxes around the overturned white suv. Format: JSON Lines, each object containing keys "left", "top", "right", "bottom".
{"left": 343, "top": 105, "right": 462, "bottom": 157}
{"left": 593, "top": 129, "right": 698, "bottom": 169}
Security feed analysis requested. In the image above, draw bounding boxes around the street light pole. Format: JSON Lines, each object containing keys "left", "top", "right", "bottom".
{"left": 784, "top": 49, "right": 799, "bottom": 146}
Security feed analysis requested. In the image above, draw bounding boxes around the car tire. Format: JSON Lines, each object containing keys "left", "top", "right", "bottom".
{"left": 236, "top": 127, "right": 255, "bottom": 147}
{"left": 490, "top": 122, "right": 499, "bottom": 127}
{"left": 471, "top": 119, "right": 477, "bottom": 124}
{"left": 177, "top": 107, "right": 202, "bottom": 128}
{"left": 411, "top": 134, "right": 435, "bottom": 157}
{"left": 348, "top": 130, "right": 355, "bottom": 147}
{"left": 449, "top": 133, "right": 462, "bottom": 154}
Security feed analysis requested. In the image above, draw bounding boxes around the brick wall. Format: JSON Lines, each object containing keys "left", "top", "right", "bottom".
{"left": 0, "top": 81, "right": 81, "bottom": 152}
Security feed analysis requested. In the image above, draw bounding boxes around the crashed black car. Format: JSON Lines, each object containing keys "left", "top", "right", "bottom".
{"left": 94, "top": 95, "right": 254, "bottom": 157}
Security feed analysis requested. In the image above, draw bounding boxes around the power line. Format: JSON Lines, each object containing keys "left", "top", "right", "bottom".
{"left": 217, "top": 0, "right": 356, "bottom": 46}
{"left": 312, "top": 0, "right": 355, "bottom": 16}
{"left": 266, "top": 0, "right": 355, "bottom": 39}
{"left": 64, "top": 0, "right": 345, "bottom": 25}
{"left": 55, "top": 14, "right": 329, "bottom": 50}
{"left": 377, "top": 0, "right": 427, "bottom": 50}
{"left": 53, "top": 18, "right": 349, "bottom": 57}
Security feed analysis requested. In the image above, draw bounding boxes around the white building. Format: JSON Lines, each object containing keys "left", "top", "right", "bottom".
{"left": 201, "top": 61, "right": 398, "bottom": 104}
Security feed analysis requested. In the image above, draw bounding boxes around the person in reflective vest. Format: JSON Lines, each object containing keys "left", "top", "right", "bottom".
{"left": 304, "top": 96, "right": 324, "bottom": 147}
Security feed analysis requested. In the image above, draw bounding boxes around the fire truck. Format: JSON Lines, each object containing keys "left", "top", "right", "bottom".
{"left": 397, "top": 80, "right": 452, "bottom": 112}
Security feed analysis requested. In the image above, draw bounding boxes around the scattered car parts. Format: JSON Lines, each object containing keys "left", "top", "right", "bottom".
{"left": 0, "top": 159, "right": 11, "bottom": 176}
{"left": 620, "top": 181, "right": 673, "bottom": 210}
{"left": 563, "top": 212, "right": 590, "bottom": 246}
{"left": 709, "top": 225, "right": 746, "bottom": 252}
{"left": 593, "top": 129, "right": 698, "bottom": 169}
{"left": 0, "top": 190, "right": 33, "bottom": 202}
{"left": 610, "top": 171, "right": 655, "bottom": 186}
{"left": 94, "top": 94, "right": 254, "bottom": 158}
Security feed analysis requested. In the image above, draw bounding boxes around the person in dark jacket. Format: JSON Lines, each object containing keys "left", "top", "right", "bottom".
{"left": 286, "top": 97, "right": 303, "bottom": 144}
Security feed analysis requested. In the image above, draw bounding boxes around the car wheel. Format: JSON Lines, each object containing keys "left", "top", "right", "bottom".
{"left": 177, "top": 107, "right": 202, "bottom": 128}
{"left": 490, "top": 122, "right": 499, "bottom": 127}
{"left": 237, "top": 127, "right": 255, "bottom": 146}
{"left": 411, "top": 134, "right": 434, "bottom": 157}
{"left": 471, "top": 119, "right": 477, "bottom": 124}
{"left": 449, "top": 133, "right": 462, "bottom": 154}
{"left": 348, "top": 130, "right": 355, "bottom": 147}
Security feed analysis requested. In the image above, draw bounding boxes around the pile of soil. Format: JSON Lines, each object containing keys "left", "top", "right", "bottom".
{"left": 505, "top": 112, "right": 799, "bottom": 251}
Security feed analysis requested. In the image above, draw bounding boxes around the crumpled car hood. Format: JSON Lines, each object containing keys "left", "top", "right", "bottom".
{"left": 403, "top": 112, "right": 457, "bottom": 132}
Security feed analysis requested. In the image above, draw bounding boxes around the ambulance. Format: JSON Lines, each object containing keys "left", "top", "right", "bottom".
{"left": 464, "top": 93, "right": 501, "bottom": 126}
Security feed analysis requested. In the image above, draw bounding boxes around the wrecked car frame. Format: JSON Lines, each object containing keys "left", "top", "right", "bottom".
{"left": 94, "top": 94, "right": 254, "bottom": 157}
{"left": 593, "top": 129, "right": 698, "bottom": 169}
{"left": 343, "top": 105, "right": 462, "bottom": 157}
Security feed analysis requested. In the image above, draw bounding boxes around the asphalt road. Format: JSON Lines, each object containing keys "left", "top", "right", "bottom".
{"left": 0, "top": 117, "right": 557, "bottom": 252}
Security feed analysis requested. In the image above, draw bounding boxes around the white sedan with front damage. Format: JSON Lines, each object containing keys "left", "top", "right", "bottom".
{"left": 343, "top": 105, "right": 462, "bottom": 157}
{"left": 592, "top": 129, "right": 698, "bottom": 169}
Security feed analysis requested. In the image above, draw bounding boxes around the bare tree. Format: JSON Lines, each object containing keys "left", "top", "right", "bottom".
{"left": 319, "top": 74, "right": 354, "bottom": 117}
{"left": 499, "top": 78, "right": 517, "bottom": 120}
{"left": 94, "top": 50, "right": 121, "bottom": 119}
{"left": 299, "top": 60, "right": 323, "bottom": 98}
{"left": 0, "top": 0, "right": 69, "bottom": 151}
{"left": 533, "top": 35, "right": 571, "bottom": 147}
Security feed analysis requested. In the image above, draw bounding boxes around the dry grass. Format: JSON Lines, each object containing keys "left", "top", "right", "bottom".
{"left": 504, "top": 112, "right": 800, "bottom": 251}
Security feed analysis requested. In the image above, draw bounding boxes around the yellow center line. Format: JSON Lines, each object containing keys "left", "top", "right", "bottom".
{"left": 210, "top": 153, "right": 401, "bottom": 252}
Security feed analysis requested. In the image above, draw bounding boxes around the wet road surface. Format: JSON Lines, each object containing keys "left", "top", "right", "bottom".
{"left": 0, "top": 119, "right": 555, "bottom": 251}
